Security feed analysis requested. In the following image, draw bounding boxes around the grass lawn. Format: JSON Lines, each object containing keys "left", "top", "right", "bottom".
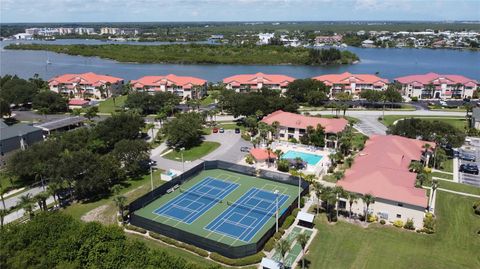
{"left": 313, "top": 114, "right": 360, "bottom": 124}
{"left": 431, "top": 171, "right": 453, "bottom": 180}
{"left": 98, "top": 95, "right": 128, "bottom": 114}
{"left": 436, "top": 181, "right": 480, "bottom": 196}
{"left": 63, "top": 169, "right": 164, "bottom": 221}
{"left": 305, "top": 191, "right": 480, "bottom": 269}
{"left": 441, "top": 158, "right": 454, "bottom": 173}
{"left": 199, "top": 95, "right": 215, "bottom": 106}
{"left": 380, "top": 115, "right": 467, "bottom": 130}
{"left": 164, "top": 141, "right": 220, "bottom": 161}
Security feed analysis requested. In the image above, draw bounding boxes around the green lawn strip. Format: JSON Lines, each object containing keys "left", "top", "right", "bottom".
{"left": 305, "top": 192, "right": 480, "bottom": 268}
{"left": 134, "top": 169, "right": 298, "bottom": 247}
{"left": 98, "top": 95, "right": 128, "bottom": 114}
{"left": 380, "top": 115, "right": 467, "bottom": 129}
{"left": 218, "top": 123, "right": 245, "bottom": 130}
{"left": 164, "top": 141, "right": 220, "bottom": 161}
{"left": 125, "top": 233, "right": 218, "bottom": 267}
{"left": 441, "top": 159, "right": 453, "bottom": 173}
{"left": 436, "top": 181, "right": 480, "bottom": 196}
{"left": 431, "top": 171, "right": 453, "bottom": 180}
{"left": 199, "top": 95, "right": 215, "bottom": 106}
{"left": 63, "top": 169, "right": 164, "bottom": 221}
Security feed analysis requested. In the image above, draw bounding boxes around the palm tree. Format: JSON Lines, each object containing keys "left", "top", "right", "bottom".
{"left": 289, "top": 169, "right": 304, "bottom": 208}
{"left": 271, "top": 120, "right": 280, "bottom": 139}
{"left": 0, "top": 182, "right": 6, "bottom": 209}
{"left": 362, "top": 194, "right": 375, "bottom": 222}
{"left": 334, "top": 186, "right": 347, "bottom": 219}
{"left": 18, "top": 194, "right": 34, "bottom": 219}
{"left": 0, "top": 208, "right": 7, "bottom": 228}
{"left": 347, "top": 192, "right": 359, "bottom": 220}
{"left": 275, "top": 239, "right": 291, "bottom": 269}
{"left": 296, "top": 233, "right": 310, "bottom": 269}
{"left": 266, "top": 147, "right": 273, "bottom": 167}
{"left": 47, "top": 182, "right": 60, "bottom": 208}
{"left": 314, "top": 182, "right": 323, "bottom": 215}
{"left": 321, "top": 187, "right": 338, "bottom": 222}
{"left": 422, "top": 143, "right": 432, "bottom": 168}
{"left": 113, "top": 195, "right": 127, "bottom": 220}
{"left": 408, "top": 161, "right": 424, "bottom": 173}
{"left": 34, "top": 192, "right": 48, "bottom": 211}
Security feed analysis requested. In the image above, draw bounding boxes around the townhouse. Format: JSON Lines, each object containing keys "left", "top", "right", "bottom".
{"left": 130, "top": 74, "right": 207, "bottom": 99}
{"left": 49, "top": 72, "right": 124, "bottom": 99}
{"left": 337, "top": 135, "right": 433, "bottom": 228}
{"left": 223, "top": 72, "right": 295, "bottom": 93}
{"left": 312, "top": 72, "right": 389, "bottom": 96}
{"left": 395, "top": 72, "right": 479, "bottom": 99}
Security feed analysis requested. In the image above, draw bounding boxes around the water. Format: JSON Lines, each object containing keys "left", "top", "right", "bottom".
{"left": 282, "top": 150, "right": 323, "bottom": 165}
{"left": 1, "top": 39, "right": 479, "bottom": 81}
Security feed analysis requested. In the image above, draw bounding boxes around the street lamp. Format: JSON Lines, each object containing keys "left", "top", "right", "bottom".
{"left": 298, "top": 174, "right": 302, "bottom": 209}
{"left": 150, "top": 161, "right": 154, "bottom": 191}
{"left": 274, "top": 190, "right": 279, "bottom": 233}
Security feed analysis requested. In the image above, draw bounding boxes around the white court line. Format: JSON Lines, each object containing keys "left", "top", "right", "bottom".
{"left": 263, "top": 183, "right": 288, "bottom": 194}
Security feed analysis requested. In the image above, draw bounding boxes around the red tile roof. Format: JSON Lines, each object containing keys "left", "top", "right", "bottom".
{"left": 250, "top": 148, "right": 277, "bottom": 161}
{"left": 337, "top": 135, "right": 434, "bottom": 207}
{"left": 49, "top": 72, "right": 123, "bottom": 86}
{"left": 395, "top": 72, "right": 478, "bottom": 86}
{"left": 223, "top": 72, "right": 295, "bottom": 87}
{"left": 131, "top": 74, "right": 206, "bottom": 90}
{"left": 312, "top": 72, "right": 388, "bottom": 86}
{"left": 68, "top": 99, "right": 89, "bottom": 106}
{"left": 261, "top": 110, "right": 348, "bottom": 134}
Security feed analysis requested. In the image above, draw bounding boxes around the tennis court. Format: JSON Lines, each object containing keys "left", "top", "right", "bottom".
{"left": 205, "top": 188, "right": 289, "bottom": 242}
{"left": 153, "top": 177, "right": 239, "bottom": 224}
{"left": 133, "top": 169, "right": 299, "bottom": 247}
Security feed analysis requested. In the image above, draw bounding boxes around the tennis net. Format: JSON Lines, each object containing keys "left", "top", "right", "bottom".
{"left": 179, "top": 188, "right": 223, "bottom": 203}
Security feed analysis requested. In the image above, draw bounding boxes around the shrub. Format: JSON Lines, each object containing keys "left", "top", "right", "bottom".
{"left": 393, "top": 220, "right": 404, "bottom": 228}
{"left": 411, "top": 97, "right": 418, "bottom": 102}
{"left": 292, "top": 208, "right": 301, "bottom": 218}
{"left": 148, "top": 232, "right": 208, "bottom": 257}
{"left": 245, "top": 154, "right": 254, "bottom": 165}
{"left": 241, "top": 132, "right": 251, "bottom": 141}
{"left": 273, "top": 231, "right": 283, "bottom": 240}
{"left": 423, "top": 213, "right": 435, "bottom": 233}
{"left": 125, "top": 224, "right": 147, "bottom": 234}
{"left": 423, "top": 167, "right": 432, "bottom": 173}
{"left": 380, "top": 219, "right": 386, "bottom": 225}
{"left": 210, "top": 252, "right": 265, "bottom": 266}
{"left": 404, "top": 218, "right": 415, "bottom": 230}
{"left": 264, "top": 237, "right": 275, "bottom": 252}
{"left": 288, "top": 137, "right": 298, "bottom": 143}
{"left": 474, "top": 201, "right": 480, "bottom": 215}
{"left": 367, "top": 214, "right": 378, "bottom": 223}
{"left": 181, "top": 243, "right": 209, "bottom": 257}
{"left": 281, "top": 216, "right": 295, "bottom": 230}
{"left": 277, "top": 159, "right": 290, "bottom": 172}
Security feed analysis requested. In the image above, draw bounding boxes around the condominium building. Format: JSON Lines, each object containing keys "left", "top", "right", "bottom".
{"left": 130, "top": 74, "right": 207, "bottom": 99}
{"left": 312, "top": 72, "right": 389, "bottom": 96}
{"left": 337, "top": 135, "right": 432, "bottom": 228}
{"left": 395, "top": 72, "right": 479, "bottom": 99}
{"left": 223, "top": 72, "right": 295, "bottom": 93}
{"left": 261, "top": 110, "right": 348, "bottom": 147}
{"left": 48, "top": 72, "right": 124, "bottom": 99}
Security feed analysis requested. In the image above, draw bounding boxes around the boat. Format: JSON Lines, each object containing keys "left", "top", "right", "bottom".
{"left": 46, "top": 59, "right": 52, "bottom": 65}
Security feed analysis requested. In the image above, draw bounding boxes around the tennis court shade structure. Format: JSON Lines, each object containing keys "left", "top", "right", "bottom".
{"left": 129, "top": 161, "right": 306, "bottom": 258}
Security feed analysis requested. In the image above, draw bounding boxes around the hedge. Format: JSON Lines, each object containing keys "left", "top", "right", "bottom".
{"left": 210, "top": 251, "right": 265, "bottom": 266}
{"left": 281, "top": 216, "right": 295, "bottom": 230}
{"left": 149, "top": 232, "right": 209, "bottom": 257}
{"left": 264, "top": 237, "right": 275, "bottom": 252}
{"left": 125, "top": 224, "right": 147, "bottom": 234}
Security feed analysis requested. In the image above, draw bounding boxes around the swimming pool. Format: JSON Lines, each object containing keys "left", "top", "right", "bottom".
{"left": 281, "top": 150, "right": 323, "bottom": 165}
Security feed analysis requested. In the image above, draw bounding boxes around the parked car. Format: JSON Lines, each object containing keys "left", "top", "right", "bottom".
{"left": 240, "top": 146, "right": 250, "bottom": 153}
{"left": 452, "top": 149, "right": 461, "bottom": 158}
{"left": 219, "top": 128, "right": 225, "bottom": 133}
{"left": 459, "top": 163, "right": 479, "bottom": 175}
{"left": 234, "top": 128, "right": 241, "bottom": 134}
{"left": 460, "top": 153, "right": 476, "bottom": 162}
{"left": 439, "top": 101, "right": 448, "bottom": 107}
{"left": 212, "top": 127, "right": 219, "bottom": 133}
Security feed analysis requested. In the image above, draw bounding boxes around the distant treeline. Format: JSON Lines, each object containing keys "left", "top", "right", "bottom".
{"left": 5, "top": 44, "right": 359, "bottom": 65}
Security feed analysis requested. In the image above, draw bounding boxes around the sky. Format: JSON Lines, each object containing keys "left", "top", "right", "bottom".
{"left": 1, "top": 0, "right": 479, "bottom": 23}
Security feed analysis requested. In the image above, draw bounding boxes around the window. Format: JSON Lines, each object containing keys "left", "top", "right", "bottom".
{"left": 396, "top": 214, "right": 402, "bottom": 218}
{"left": 397, "top": 203, "right": 403, "bottom": 207}
{"left": 299, "top": 129, "right": 306, "bottom": 134}
{"left": 279, "top": 134, "right": 285, "bottom": 138}
{"left": 288, "top": 128, "right": 295, "bottom": 133}
{"left": 338, "top": 200, "right": 347, "bottom": 209}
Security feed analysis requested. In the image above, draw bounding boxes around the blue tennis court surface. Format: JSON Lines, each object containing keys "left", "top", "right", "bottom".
{"left": 153, "top": 177, "right": 239, "bottom": 224}
{"left": 205, "top": 188, "right": 289, "bottom": 242}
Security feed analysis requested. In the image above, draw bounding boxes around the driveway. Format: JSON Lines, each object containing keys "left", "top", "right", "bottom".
{"left": 458, "top": 146, "right": 480, "bottom": 187}
{"left": 150, "top": 129, "right": 250, "bottom": 172}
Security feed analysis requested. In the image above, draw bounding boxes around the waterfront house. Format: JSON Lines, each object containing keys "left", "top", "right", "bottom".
{"left": 49, "top": 72, "right": 124, "bottom": 100}
{"left": 337, "top": 135, "right": 433, "bottom": 228}
{"left": 395, "top": 72, "right": 478, "bottom": 99}
{"left": 312, "top": 72, "right": 389, "bottom": 97}
{"left": 223, "top": 73, "right": 295, "bottom": 93}
{"left": 130, "top": 74, "right": 207, "bottom": 99}
{"left": 261, "top": 110, "right": 348, "bottom": 147}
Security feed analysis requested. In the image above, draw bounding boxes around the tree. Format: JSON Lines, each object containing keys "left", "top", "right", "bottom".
{"left": 18, "top": 193, "right": 34, "bottom": 219}
{"left": 34, "top": 192, "right": 49, "bottom": 211}
{"left": 314, "top": 182, "right": 323, "bottom": 215}
{"left": 113, "top": 139, "right": 150, "bottom": 178}
{"left": 113, "top": 195, "right": 127, "bottom": 220}
{"left": 296, "top": 233, "right": 310, "bottom": 269}
{"left": 409, "top": 161, "right": 424, "bottom": 173}
{"left": 0, "top": 182, "right": 7, "bottom": 209}
{"left": 94, "top": 112, "right": 145, "bottom": 150}
{"left": 347, "top": 192, "right": 359, "bottom": 219}
{"left": 275, "top": 239, "right": 291, "bottom": 269}
{"left": 0, "top": 98, "right": 11, "bottom": 117}
{"left": 362, "top": 194, "right": 375, "bottom": 222}
{"left": 0, "top": 208, "right": 7, "bottom": 228}
{"left": 32, "top": 91, "right": 68, "bottom": 113}
{"left": 0, "top": 75, "right": 39, "bottom": 105}
{"left": 434, "top": 148, "right": 448, "bottom": 169}
{"left": 47, "top": 182, "right": 61, "bottom": 208}
{"left": 84, "top": 106, "right": 99, "bottom": 121}
{"left": 162, "top": 112, "right": 204, "bottom": 149}
{"left": 286, "top": 79, "right": 329, "bottom": 103}
{"left": 271, "top": 121, "right": 280, "bottom": 139}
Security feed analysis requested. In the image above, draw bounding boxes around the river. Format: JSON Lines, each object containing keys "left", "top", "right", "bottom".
{"left": 1, "top": 39, "right": 479, "bottom": 81}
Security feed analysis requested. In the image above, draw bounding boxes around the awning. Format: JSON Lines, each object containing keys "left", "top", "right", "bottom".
{"left": 260, "top": 258, "right": 281, "bottom": 269}
{"left": 297, "top": 211, "right": 315, "bottom": 223}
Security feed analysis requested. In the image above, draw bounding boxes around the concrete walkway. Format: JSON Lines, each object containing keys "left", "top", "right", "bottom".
{"left": 437, "top": 188, "right": 480, "bottom": 198}
{"left": 4, "top": 196, "right": 55, "bottom": 224}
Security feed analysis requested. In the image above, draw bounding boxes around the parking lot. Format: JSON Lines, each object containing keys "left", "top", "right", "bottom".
{"left": 458, "top": 139, "right": 480, "bottom": 187}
